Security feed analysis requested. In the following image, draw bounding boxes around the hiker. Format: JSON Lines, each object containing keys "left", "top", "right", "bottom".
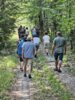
{"left": 22, "top": 26, "right": 26, "bottom": 36}
{"left": 52, "top": 31, "right": 66, "bottom": 73}
{"left": 17, "top": 36, "right": 25, "bottom": 71}
{"left": 25, "top": 27, "right": 29, "bottom": 37}
{"left": 18, "top": 25, "right": 22, "bottom": 39}
{"left": 43, "top": 32, "right": 50, "bottom": 56}
{"left": 22, "top": 36, "right": 35, "bottom": 78}
{"left": 20, "top": 26, "right": 26, "bottom": 38}
{"left": 36, "top": 27, "right": 40, "bottom": 37}
{"left": 33, "top": 35, "right": 40, "bottom": 58}
{"left": 32, "top": 27, "right": 37, "bottom": 37}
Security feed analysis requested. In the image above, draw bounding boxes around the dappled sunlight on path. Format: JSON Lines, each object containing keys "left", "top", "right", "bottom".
{"left": 10, "top": 68, "right": 38, "bottom": 100}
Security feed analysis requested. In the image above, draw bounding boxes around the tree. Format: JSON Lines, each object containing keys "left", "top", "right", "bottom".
{"left": 0, "top": 0, "right": 19, "bottom": 49}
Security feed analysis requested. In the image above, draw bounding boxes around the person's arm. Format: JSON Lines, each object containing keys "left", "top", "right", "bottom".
{"left": 49, "top": 36, "right": 50, "bottom": 43}
{"left": 52, "top": 44, "right": 55, "bottom": 54}
{"left": 39, "top": 38, "right": 41, "bottom": 44}
{"left": 22, "top": 48, "right": 24, "bottom": 60}
{"left": 52, "top": 39, "right": 56, "bottom": 54}
{"left": 64, "top": 40, "right": 67, "bottom": 54}
{"left": 33, "top": 45, "right": 36, "bottom": 56}
{"left": 22, "top": 43, "right": 24, "bottom": 60}
{"left": 42, "top": 36, "right": 44, "bottom": 44}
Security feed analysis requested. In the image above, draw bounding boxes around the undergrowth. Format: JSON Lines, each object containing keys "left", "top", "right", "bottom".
{"left": 0, "top": 34, "right": 18, "bottom": 100}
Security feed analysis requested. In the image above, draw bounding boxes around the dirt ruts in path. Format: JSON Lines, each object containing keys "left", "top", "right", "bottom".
{"left": 42, "top": 45, "right": 75, "bottom": 99}
{"left": 10, "top": 68, "right": 37, "bottom": 100}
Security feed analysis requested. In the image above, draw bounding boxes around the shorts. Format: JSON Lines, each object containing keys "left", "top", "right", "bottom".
{"left": 54, "top": 53, "right": 63, "bottom": 61}
{"left": 44, "top": 43, "right": 49, "bottom": 49}
{"left": 24, "top": 59, "right": 33, "bottom": 67}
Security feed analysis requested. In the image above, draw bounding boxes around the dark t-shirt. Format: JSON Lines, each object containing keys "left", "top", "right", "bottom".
{"left": 53, "top": 36, "right": 66, "bottom": 53}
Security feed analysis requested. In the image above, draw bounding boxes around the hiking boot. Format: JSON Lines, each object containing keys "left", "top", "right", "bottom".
{"left": 46, "top": 52, "right": 49, "bottom": 56}
{"left": 58, "top": 69, "right": 62, "bottom": 73}
{"left": 24, "top": 73, "right": 27, "bottom": 77}
{"left": 28, "top": 74, "right": 32, "bottom": 79}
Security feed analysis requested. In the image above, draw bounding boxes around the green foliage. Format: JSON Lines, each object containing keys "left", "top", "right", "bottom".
{"left": 0, "top": 33, "right": 18, "bottom": 99}
{"left": 0, "top": 55, "right": 18, "bottom": 69}
{"left": 0, "top": 0, "right": 19, "bottom": 49}
{"left": 18, "top": 0, "right": 75, "bottom": 37}
{"left": 0, "top": 68, "right": 14, "bottom": 100}
{"left": 0, "top": 54, "right": 17, "bottom": 99}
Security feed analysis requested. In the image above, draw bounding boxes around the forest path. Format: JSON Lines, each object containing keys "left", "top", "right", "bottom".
{"left": 10, "top": 45, "right": 75, "bottom": 100}
{"left": 10, "top": 68, "right": 37, "bottom": 100}
{"left": 41, "top": 45, "right": 75, "bottom": 99}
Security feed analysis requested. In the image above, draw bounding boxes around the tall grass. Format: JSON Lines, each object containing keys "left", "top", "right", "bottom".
{"left": 0, "top": 33, "right": 18, "bottom": 100}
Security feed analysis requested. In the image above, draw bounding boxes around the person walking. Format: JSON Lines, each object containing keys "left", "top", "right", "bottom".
{"left": 25, "top": 27, "right": 29, "bottom": 37}
{"left": 17, "top": 36, "right": 25, "bottom": 71}
{"left": 18, "top": 25, "right": 22, "bottom": 39}
{"left": 33, "top": 35, "right": 40, "bottom": 58}
{"left": 32, "top": 27, "right": 37, "bottom": 37}
{"left": 22, "top": 36, "right": 35, "bottom": 78}
{"left": 43, "top": 32, "right": 50, "bottom": 55}
{"left": 52, "top": 31, "right": 66, "bottom": 73}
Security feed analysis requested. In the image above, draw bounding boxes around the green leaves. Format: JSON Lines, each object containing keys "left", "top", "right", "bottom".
{"left": 0, "top": 0, "right": 18, "bottom": 50}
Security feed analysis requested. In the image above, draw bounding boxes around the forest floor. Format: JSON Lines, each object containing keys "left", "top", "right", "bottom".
{"left": 10, "top": 45, "right": 75, "bottom": 100}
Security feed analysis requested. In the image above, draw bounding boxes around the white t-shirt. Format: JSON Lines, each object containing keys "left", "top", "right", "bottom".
{"left": 43, "top": 35, "right": 50, "bottom": 43}
{"left": 33, "top": 37, "right": 40, "bottom": 45}
{"left": 26, "top": 30, "right": 29, "bottom": 35}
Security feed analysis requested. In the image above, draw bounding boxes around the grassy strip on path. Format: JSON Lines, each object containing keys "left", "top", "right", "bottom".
{"left": 0, "top": 34, "right": 18, "bottom": 100}
{"left": 32, "top": 53, "right": 72, "bottom": 100}
{"left": 63, "top": 50, "right": 75, "bottom": 76}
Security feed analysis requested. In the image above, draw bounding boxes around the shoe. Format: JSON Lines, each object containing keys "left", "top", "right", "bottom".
{"left": 58, "top": 69, "right": 62, "bottom": 73}
{"left": 35, "top": 54, "right": 37, "bottom": 58}
{"left": 46, "top": 52, "right": 49, "bottom": 56}
{"left": 28, "top": 74, "right": 32, "bottom": 79}
{"left": 24, "top": 73, "right": 27, "bottom": 77}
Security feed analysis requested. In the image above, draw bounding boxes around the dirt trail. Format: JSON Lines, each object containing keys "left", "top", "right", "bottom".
{"left": 10, "top": 68, "right": 37, "bottom": 100}
{"left": 10, "top": 45, "right": 75, "bottom": 100}
{"left": 42, "top": 45, "right": 75, "bottom": 99}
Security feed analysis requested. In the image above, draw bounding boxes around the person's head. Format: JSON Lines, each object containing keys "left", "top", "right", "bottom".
{"left": 45, "top": 32, "right": 48, "bottom": 35}
{"left": 56, "top": 31, "right": 62, "bottom": 36}
{"left": 20, "top": 25, "right": 22, "bottom": 28}
{"left": 26, "top": 27, "right": 28, "bottom": 30}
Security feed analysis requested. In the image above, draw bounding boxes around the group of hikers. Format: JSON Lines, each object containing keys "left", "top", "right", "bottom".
{"left": 17, "top": 25, "right": 66, "bottom": 78}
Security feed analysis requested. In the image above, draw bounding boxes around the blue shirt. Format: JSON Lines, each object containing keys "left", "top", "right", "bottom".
{"left": 33, "top": 37, "right": 40, "bottom": 45}
{"left": 17, "top": 39, "right": 24, "bottom": 56}
{"left": 22, "top": 41, "right": 35, "bottom": 59}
